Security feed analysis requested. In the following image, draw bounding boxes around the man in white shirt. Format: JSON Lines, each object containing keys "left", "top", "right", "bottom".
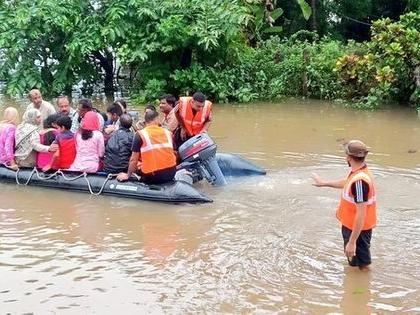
{"left": 26, "top": 89, "right": 56, "bottom": 127}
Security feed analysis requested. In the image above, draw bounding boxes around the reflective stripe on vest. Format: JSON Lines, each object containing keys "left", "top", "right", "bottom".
{"left": 179, "top": 97, "right": 212, "bottom": 135}
{"left": 336, "top": 167, "right": 377, "bottom": 230}
{"left": 139, "top": 128, "right": 173, "bottom": 153}
{"left": 138, "top": 126, "right": 176, "bottom": 174}
{"left": 341, "top": 172, "right": 376, "bottom": 205}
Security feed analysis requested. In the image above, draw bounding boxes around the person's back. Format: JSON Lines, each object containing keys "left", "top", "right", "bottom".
{"left": 15, "top": 108, "right": 51, "bottom": 167}
{"left": 116, "top": 110, "right": 177, "bottom": 185}
{"left": 69, "top": 112, "right": 104, "bottom": 173}
{"left": 104, "top": 114, "right": 134, "bottom": 173}
{"left": 0, "top": 107, "right": 19, "bottom": 167}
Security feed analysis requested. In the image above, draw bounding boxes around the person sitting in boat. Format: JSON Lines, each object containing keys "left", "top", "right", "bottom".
{"left": 159, "top": 94, "right": 178, "bottom": 132}
{"left": 117, "top": 110, "right": 177, "bottom": 184}
{"left": 103, "top": 102, "right": 124, "bottom": 136}
{"left": 14, "top": 109, "right": 56, "bottom": 168}
{"left": 37, "top": 113, "right": 61, "bottom": 169}
{"left": 42, "top": 116, "right": 76, "bottom": 172}
{"left": 69, "top": 111, "right": 105, "bottom": 173}
{"left": 135, "top": 104, "right": 157, "bottom": 131}
{"left": 25, "top": 89, "right": 56, "bottom": 127}
{"left": 71, "top": 99, "right": 104, "bottom": 133}
{"left": 0, "top": 107, "right": 19, "bottom": 169}
{"left": 103, "top": 114, "right": 134, "bottom": 174}
{"left": 174, "top": 92, "right": 212, "bottom": 145}
{"left": 57, "top": 95, "right": 77, "bottom": 118}
{"left": 114, "top": 99, "right": 127, "bottom": 114}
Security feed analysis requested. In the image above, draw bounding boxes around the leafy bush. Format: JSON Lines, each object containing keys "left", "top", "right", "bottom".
{"left": 335, "top": 12, "right": 420, "bottom": 109}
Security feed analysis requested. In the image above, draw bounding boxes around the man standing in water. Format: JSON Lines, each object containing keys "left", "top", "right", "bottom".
{"left": 312, "top": 140, "right": 377, "bottom": 270}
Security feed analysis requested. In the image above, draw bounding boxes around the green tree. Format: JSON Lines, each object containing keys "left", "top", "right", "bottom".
{"left": 0, "top": 0, "right": 123, "bottom": 97}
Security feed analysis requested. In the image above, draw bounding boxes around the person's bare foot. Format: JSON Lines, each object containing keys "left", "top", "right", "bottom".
{"left": 8, "top": 164, "right": 18, "bottom": 171}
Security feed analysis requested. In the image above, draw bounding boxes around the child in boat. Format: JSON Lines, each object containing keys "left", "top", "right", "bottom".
{"left": 37, "top": 113, "right": 61, "bottom": 169}
{"left": 42, "top": 116, "right": 76, "bottom": 172}
{"left": 69, "top": 111, "right": 104, "bottom": 173}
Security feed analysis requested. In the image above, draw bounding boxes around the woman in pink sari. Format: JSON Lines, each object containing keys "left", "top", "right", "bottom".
{"left": 69, "top": 111, "right": 105, "bottom": 173}
{"left": 0, "top": 107, "right": 19, "bottom": 168}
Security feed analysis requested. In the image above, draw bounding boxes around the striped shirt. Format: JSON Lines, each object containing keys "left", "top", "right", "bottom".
{"left": 350, "top": 179, "right": 370, "bottom": 203}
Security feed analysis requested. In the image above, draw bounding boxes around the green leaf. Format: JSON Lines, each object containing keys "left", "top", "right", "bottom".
{"left": 296, "top": 0, "right": 312, "bottom": 21}
{"left": 263, "top": 26, "right": 283, "bottom": 34}
{"left": 270, "top": 8, "right": 283, "bottom": 21}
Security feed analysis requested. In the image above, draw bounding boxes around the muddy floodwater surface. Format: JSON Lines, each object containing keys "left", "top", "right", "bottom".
{"left": 0, "top": 97, "right": 419, "bottom": 313}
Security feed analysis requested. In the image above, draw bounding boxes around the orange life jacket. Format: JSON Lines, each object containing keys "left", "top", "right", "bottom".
{"left": 178, "top": 96, "right": 212, "bottom": 136}
{"left": 336, "top": 166, "right": 377, "bottom": 230}
{"left": 138, "top": 125, "right": 177, "bottom": 174}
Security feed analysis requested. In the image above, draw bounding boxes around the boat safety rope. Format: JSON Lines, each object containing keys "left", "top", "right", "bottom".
{"left": 14, "top": 167, "right": 118, "bottom": 196}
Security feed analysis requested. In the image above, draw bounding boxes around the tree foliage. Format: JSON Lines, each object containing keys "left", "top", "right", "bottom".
{"left": 0, "top": 0, "right": 418, "bottom": 109}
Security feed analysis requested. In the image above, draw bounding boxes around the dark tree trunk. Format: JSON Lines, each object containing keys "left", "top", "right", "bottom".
{"left": 310, "top": 0, "right": 317, "bottom": 32}
{"left": 180, "top": 48, "right": 192, "bottom": 69}
{"left": 93, "top": 50, "right": 115, "bottom": 98}
{"left": 302, "top": 48, "right": 310, "bottom": 97}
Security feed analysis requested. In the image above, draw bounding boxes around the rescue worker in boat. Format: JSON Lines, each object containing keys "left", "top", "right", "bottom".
{"left": 116, "top": 109, "right": 177, "bottom": 184}
{"left": 174, "top": 91, "right": 212, "bottom": 145}
{"left": 159, "top": 94, "right": 178, "bottom": 133}
{"left": 312, "top": 140, "right": 377, "bottom": 270}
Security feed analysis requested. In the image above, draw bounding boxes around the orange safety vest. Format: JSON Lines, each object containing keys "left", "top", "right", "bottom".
{"left": 138, "top": 125, "right": 177, "bottom": 174}
{"left": 178, "top": 96, "right": 212, "bottom": 136}
{"left": 336, "top": 166, "right": 377, "bottom": 230}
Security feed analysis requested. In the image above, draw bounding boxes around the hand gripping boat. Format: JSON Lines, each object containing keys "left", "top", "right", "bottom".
{"left": 0, "top": 134, "right": 265, "bottom": 203}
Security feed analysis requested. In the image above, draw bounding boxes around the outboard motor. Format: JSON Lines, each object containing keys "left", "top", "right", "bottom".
{"left": 178, "top": 134, "right": 227, "bottom": 186}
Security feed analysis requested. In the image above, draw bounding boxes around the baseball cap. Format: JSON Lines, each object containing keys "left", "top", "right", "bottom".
{"left": 344, "top": 140, "right": 369, "bottom": 158}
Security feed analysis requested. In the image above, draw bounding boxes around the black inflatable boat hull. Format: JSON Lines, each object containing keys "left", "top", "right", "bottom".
{"left": 216, "top": 153, "right": 267, "bottom": 177}
{"left": 0, "top": 166, "right": 212, "bottom": 203}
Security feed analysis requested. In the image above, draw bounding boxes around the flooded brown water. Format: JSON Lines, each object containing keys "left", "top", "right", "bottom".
{"left": 1, "top": 97, "right": 420, "bottom": 313}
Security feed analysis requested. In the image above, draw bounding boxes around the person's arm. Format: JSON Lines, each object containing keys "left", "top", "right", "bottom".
{"left": 174, "top": 104, "right": 191, "bottom": 137}
{"left": 42, "top": 149, "right": 60, "bottom": 172}
{"left": 167, "top": 110, "right": 179, "bottom": 132}
{"left": 117, "top": 133, "right": 141, "bottom": 181}
{"left": 31, "top": 133, "right": 50, "bottom": 153}
{"left": 97, "top": 132, "right": 105, "bottom": 158}
{"left": 312, "top": 173, "right": 346, "bottom": 188}
{"left": 200, "top": 111, "right": 212, "bottom": 133}
{"left": 4, "top": 127, "right": 15, "bottom": 163}
{"left": 345, "top": 203, "right": 367, "bottom": 259}
{"left": 345, "top": 179, "right": 370, "bottom": 258}
{"left": 117, "top": 152, "right": 139, "bottom": 181}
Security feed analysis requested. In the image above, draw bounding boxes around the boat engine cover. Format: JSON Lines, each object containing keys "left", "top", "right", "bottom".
{"left": 178, "top": 133, "right": 217, "bottom": 162}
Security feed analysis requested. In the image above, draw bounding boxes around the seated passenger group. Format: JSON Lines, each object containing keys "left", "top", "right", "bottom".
{"left": 0, "top": 89, "right": 212, "bottom": 184}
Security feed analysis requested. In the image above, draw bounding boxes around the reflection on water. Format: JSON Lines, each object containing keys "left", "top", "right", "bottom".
{"left": 1, "top": 98, "right": 420, "bottom": 313}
